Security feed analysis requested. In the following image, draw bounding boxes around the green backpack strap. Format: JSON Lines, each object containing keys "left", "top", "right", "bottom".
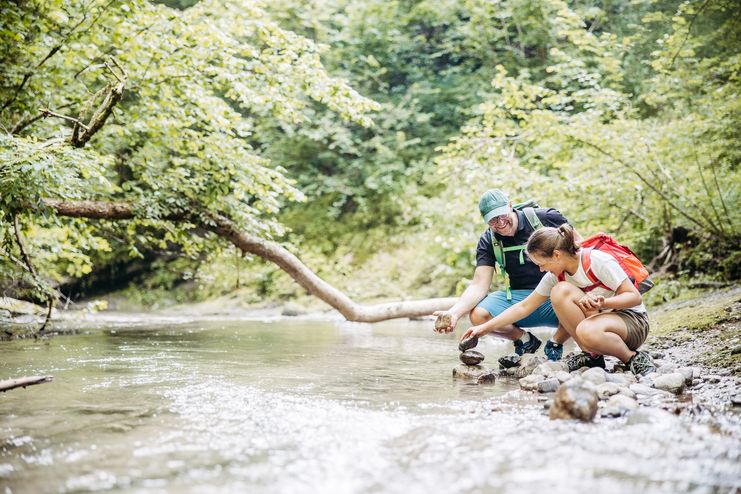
{"left": 487, "top": 207, "right": 544, "bottom": 301}
{"left": 522, "top": 207, "right": 543, "bottom": 231}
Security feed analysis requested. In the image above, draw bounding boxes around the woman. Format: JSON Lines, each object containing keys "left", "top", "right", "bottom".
{"left": 460, "top": 224, "right": 656, "bottom": 375}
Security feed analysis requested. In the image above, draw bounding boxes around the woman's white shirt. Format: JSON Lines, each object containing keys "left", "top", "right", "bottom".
{"left": 534, "top": 249, "right": 647, "bottom": 313}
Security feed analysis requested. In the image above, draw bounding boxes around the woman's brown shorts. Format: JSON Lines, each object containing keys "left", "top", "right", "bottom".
{"left": 614, "top": 309, "right": 650, "bottom": 350}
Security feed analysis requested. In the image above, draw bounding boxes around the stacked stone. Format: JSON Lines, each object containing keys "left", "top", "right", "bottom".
{"left": 450, "top": 333, "right": 496, "bottom": 385}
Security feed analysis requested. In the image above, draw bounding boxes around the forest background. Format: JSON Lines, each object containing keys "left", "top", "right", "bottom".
{"left": 1, "top": 0, "right": 738, "bottom": 316}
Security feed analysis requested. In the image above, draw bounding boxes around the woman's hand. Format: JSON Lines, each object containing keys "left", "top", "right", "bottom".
{"left": 460, "top": 325, "right": 486, "bottom": 341}
{"left": 577, "top": 293, "right": 605, "bottom": 316}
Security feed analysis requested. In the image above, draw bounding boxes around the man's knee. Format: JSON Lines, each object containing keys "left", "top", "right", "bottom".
{"left": 470, "top": 307, "right": 492, "bottom": 325}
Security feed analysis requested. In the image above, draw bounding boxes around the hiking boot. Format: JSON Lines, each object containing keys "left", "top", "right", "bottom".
{"left": 566, "top": 351, "right": 606, "bottom": 372}
{"left": 544, "top": 340, "right": 563, "bottom": 361}
{"left": 627, "top": 350, "right": 657, "bottom": 376}
{"left": 513, "top": 332, "right": 541, "bottom": 356}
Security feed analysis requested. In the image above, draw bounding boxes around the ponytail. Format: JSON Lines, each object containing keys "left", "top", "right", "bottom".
{"left": 526, "top": 224, "right": 580, "bottom": 258}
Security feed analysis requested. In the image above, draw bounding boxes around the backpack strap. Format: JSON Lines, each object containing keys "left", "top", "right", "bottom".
{"left": 522, "top": 207, "right": 543, "bottom": 231}
{"left": 556, "top": 248, "right": 608, "bottom": 293}
{"left": 581, "top": 248, "right": 610, "bottom": 292}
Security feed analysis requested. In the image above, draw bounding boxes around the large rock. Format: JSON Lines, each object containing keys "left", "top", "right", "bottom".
{"left": 519, "top": 374, "right": 542, "bottom": 391}
{"left": 452, "top": 364, "right": 495, "bottom": 383}
{"left": 460, "top": 350, "right": 485, "bottom": 365}
{"left": 653, "top": 373, "right": 686, "bottom": 394}
{"left": 606, "top": 372, "right": 637, "bottom": 386}
{"left": 549, "top": 378, "right": 599, "bottom": 422}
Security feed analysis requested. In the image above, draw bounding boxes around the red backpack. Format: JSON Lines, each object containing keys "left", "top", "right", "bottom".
{"left": 559, "top": 233, "right": 654, "bottom": 294}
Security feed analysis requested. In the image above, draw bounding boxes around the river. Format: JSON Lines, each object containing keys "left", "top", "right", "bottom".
{"left": 1, "top": 317, "right": 739, "bottom": 493}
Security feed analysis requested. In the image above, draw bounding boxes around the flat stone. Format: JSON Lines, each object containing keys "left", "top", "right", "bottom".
{"left": 606, "top": 372, "right": 636, "bottom": 386}
{"left": 458, "top": 336, "right": 479, "bottom": 352}
{"left": 630, "top": 383, "right": 673, "bottom": 397}
{"left": 460, "top": 350, "right": 485, "bottom": 365}
{"left": 453, "top": 363, "right": 493, "bottom": 381}
{"left": 657, "top": 362, "right": 678, "bottom": 374}
{"left": 549, "top": 378, "right": 599, "bottom": 422}
{"left": 653, "top": 373, "right": 686, "bottom": 394}
{"left": 537, "top": 378, "right": 560, "bottom": 393}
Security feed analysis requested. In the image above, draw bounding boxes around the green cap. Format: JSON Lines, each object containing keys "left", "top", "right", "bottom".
{"left": 478, "top": 189, "right": 511, "bottom": 223}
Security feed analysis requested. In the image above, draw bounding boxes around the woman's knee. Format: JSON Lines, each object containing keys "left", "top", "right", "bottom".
{"left": 469, "top": 307, "right": 492, "bottom": 325}
{"left": 551, "top": 281, "right": 580, "bottom": 304}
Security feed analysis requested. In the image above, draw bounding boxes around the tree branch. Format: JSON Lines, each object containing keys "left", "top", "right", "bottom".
{"left": 38, "top": 199, "right": 457, "bottom": 322}
{"left": 0, "top": 376, "right": 54, "bottom": 392}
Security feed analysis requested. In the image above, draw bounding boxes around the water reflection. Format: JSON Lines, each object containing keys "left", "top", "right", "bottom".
{"left": 0, "top": 319, "right": 738, "bottom": 493}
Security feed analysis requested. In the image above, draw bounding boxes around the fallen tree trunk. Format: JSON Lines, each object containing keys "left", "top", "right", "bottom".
{"left": 41, "top": 199, "right": 457, "bottom": 322}
{"left": 0, "top": 375, "right": 54, "bottom": 392}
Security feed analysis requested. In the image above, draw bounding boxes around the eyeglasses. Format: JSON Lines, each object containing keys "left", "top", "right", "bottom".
{"left": 489, "top": 214, "right": 509, "bottom": 227}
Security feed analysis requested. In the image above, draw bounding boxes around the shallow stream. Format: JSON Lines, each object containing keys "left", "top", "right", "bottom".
{"left": 1, "top": 317, "right": 739, "bottom": 493}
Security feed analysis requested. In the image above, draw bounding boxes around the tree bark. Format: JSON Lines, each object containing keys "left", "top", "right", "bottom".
{"left": 40, "top": 199, "right": 458, "bottom": 322}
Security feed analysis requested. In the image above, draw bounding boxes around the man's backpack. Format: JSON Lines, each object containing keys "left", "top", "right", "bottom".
{"left": 563, "top": 233, "right": 654, "bottom": 294}
{"left": 487, "top": 200, "right": 543, "bottom": 300}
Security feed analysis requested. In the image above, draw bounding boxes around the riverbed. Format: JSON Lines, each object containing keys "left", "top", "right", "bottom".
{"left": 1, "top": 317, "right": 739, "bottom": 493}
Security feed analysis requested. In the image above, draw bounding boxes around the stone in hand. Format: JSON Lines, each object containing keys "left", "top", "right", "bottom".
{"left": 460, "top": 350, "right": 485, "bottom": 365}
{"left": 434, "top": 313, "right": 452, "bottom": 331}
{"left": 458, "top": 336, "right": 479, "bottom": 352}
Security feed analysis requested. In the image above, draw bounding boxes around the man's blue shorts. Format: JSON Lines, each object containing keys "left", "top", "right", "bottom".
{"left": 476, "top": 289, "right": 558, "bottom": 328}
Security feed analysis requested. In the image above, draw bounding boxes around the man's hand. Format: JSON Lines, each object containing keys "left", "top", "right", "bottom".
{"left": 432, "top": 311, "right": 458, "bottom": 333}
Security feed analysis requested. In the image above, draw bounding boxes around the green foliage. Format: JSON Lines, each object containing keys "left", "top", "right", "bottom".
{"left": 0, "top": 0, "right": 378, "bottom": 299}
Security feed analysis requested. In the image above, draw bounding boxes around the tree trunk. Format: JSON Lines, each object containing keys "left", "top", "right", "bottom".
{"left": 41, "top": 199, "right": 458, "bottom": 322}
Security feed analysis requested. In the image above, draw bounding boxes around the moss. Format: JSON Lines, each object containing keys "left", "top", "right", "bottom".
{"left": 650, "top": 289, "right": 740, "bottom": 337}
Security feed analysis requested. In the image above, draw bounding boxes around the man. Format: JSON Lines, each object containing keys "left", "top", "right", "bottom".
{"left": 433, "top": 189, "right": 573, "bottom": 360}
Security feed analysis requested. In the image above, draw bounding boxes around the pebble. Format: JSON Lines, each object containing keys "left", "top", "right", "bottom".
{"left": 601, "top": 394, "right": 639, "bottom": 417}
{"left": 555, "top": 371, "right": 572, "bottom": 383}
{"left": 653, "top": 373, "right": 686, "bottom": 394}
{"left": 537, "top": 378, "right": 560, "bottom": 393}
{"left": 596, "top": 382, "right": 621, "bottom": 399}
{"left": 626, "top": 407, "right": 677, "bottom": 425}
{"left": 498, "top": 354, "right": 520, "bottom": 369}
{"left": 582, "top": 367, "right": 607, "bottom": 385}
{"left": 458, "top": 336, "right": 479, "bottom": 352}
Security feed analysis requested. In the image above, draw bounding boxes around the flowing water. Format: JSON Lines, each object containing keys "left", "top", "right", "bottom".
{"left": 1, "top": 317, "right": 739, "bottom": 493}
